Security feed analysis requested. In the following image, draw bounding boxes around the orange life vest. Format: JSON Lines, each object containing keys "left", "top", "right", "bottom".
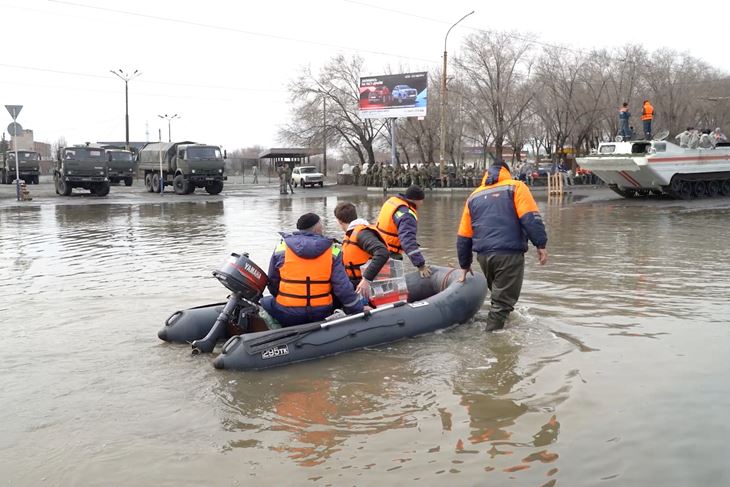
{"left": 641, "top": 102, "right": 654, "bottom": 121}
{"left": 275, "top": 241, "right": 337, "bottom": 308}
{"left": 342, "top": 223, "right": 384, "bottom": 280}
{"left": 376, "top": 196, "right": 418, "bottom": 254}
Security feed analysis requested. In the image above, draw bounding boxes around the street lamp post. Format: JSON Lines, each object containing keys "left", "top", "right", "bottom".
{"left": 158, "top": 114, "right": 180, "bottom": 143}
{"left": 110, "top": 68, "right": 141, "bottom": 150}
{"left": 439, "top": 10, "right": 474, "bottom": 182}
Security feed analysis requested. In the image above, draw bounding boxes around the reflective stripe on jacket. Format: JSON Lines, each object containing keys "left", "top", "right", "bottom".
{"left": 376, "top": 196, "right": 418, "bottom": 254}
{"left": 342, "top": 223, "right": 384, "bottom": 280}
{"left": 457, "top": 165, "right": 547, "bottom": 269}
{"left": 275, "top": 240, "right": 339, "bottom": 308}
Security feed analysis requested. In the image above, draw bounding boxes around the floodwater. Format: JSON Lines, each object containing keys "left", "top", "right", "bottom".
{"left": 1, "top": 186, "right": 729, "bottom": 486}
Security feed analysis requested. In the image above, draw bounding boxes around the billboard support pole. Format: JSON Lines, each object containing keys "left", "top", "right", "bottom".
{"left": 390, "top": 118, "right": 397, "bottom": 168}
{"left": 440, "top": 10, "right": 475, "bottom": 183}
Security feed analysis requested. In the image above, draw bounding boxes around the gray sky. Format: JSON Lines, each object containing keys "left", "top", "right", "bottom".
{"left": 2, "top": 0, "right": 729, "bottom": 151}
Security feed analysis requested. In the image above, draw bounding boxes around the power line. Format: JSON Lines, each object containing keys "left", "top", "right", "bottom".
{"left": 0, "top": 62, "right": 288, "bottom": 93}
{"left": 48, "top": 0, "right": 437, "bottom": 63}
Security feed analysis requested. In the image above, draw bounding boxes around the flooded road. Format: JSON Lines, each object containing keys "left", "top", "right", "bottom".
{"left": 1, "top": 184, "right": 729, "bottom": 486}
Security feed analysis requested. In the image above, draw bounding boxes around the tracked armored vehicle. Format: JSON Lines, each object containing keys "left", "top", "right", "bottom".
{"left": 577, "top": 138, "right": 730, "bottom": 199}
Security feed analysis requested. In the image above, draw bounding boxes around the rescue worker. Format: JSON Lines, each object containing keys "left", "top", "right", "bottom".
{"left": 334, "top": 201, "right": 389, "bottom": 298}
{"left": 457, "top": 161, "right": 548, "bottom": 332}
{"left": 713, "top": 127, "right": 727, "bottom": 145}
{"left": 376, "top": 185, "right": 431, "bottom": 278}
{"left": 618, "top": 102, "right": 631, "bottom": 140}
{"left": 641, "top": 99, "right": 654, "bottom": 140}
{"left": 261, "top": 212, "right": 363, "bottom": 327}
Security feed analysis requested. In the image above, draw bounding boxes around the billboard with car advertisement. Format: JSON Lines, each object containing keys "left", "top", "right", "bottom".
{"left": 358, "top": 71, "right": 428, "bottom": 119}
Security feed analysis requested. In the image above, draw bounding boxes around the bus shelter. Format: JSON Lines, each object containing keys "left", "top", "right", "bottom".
{"left": 258, "top": 148, "right": 322, "bottom": 182}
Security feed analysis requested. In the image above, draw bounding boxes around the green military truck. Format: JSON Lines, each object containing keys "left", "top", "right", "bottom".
{"left": 1, "top": 150, "right": 41, "bottom": 185}
{"left": 54, "top": 145, "right": 110, "bottom": 196}
{"left": 104, "top": 147, "right": 135, "bottom": 186}
{"left": 137, "top": 141, "right": 226, "bottom": 195}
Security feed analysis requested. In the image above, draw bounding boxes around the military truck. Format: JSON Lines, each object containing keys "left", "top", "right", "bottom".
{"left": 137, "top": 141, "right": 226, "bottom": 195}
{"left": 1, "top": 150, "right": 41, "bottom": 185}
{"left": 54, "top": 145, "right": 110, "bottom": 196}
{"left": 104, "top": 147, "right": 135, "bottom": 186}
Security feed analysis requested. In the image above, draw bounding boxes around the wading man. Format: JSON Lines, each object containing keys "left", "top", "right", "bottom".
{"left": 457, "top": 161, "right": 548, "bottom": 331}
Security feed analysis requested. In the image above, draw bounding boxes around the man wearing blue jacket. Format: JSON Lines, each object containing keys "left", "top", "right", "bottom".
{"left": 457, "top": 161, "right": 548, "bottom": 331}
{"left": 261, "top": 212, "right": 364, "bottom": 327}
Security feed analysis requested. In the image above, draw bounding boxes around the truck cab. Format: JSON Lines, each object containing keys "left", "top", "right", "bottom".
{"left": 1, "top": 150, "right": 41, "bottom": 185}
{"left": 54, "top": 145, "right": 110, "bottom": 196}
{"left": 137, "top": 141, "right": 226, "bottom": 195}
{"left": 105, "top": 148, "right": 135, "bottom": 186}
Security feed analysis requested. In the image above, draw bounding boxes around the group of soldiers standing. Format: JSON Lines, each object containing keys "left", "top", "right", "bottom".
{"left": 352, "top": 161, "right": 479, "bottom": 189}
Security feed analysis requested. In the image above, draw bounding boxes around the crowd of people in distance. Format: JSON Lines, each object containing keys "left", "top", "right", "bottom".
{"left": 352, "top": 161, "right": 479, "bottom": 189}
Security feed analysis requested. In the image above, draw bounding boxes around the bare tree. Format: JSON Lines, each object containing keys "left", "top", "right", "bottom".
{"left": 455, "top": 31, "right": 534, "bottom": 162}
{"left": 280, "top": 54, "right": 387, "bottom": 166}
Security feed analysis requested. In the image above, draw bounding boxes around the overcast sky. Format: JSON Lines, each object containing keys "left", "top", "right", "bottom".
{"left": 2, "top": 0, "right": 729, "bottom": 151}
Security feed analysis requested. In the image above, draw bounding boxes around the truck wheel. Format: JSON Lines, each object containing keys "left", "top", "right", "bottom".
{"left": 173, "top": 174, "right": 188, "bottom": 195}
{"left": 94, "top": 182, "right": 110, "bottom": 197}
{"left": 205, "top": 181, "right": 224, "bottom": 195}
{"left": 32, "top": 175, "right": 39, "bottom": 185}
{"left": 124, "top": 177, "right": 133, "bottom": 187}
{"left": 319, "top": 182, "right": 324, "bottom": 187}
{"left": 56, "top": 177, "right": 72, "bottom": 196}
{"left": 0, "top": 170, "right": 5, "bottom": 184}
{"left": 152, "top": 173, "right": 161, "bottom": 193}
{"left": 144, "top": 173, "right": 153, "bottom": 192}
{"left": 185, "top": 183, "right": 196, "bottom": 194}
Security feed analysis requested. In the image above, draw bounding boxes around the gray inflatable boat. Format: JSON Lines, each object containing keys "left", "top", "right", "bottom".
{"left": 158, "top": 254, "right": 487, "bottom": 371}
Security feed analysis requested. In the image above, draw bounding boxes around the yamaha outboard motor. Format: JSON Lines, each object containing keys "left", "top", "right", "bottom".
{"left": 191, "top": 253, "right": 267, "bottom": 354}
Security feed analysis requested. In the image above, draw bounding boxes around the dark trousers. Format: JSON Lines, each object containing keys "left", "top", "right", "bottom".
{"left": 643, "top": 120, "right": 652, "bottom": 139}
{"left": 477, "top": 253, "right": 525, "bottom": 330}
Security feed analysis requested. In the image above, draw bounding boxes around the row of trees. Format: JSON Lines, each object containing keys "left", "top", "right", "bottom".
{"left": 281, "top": 33, "right": 730, "bottom": 169}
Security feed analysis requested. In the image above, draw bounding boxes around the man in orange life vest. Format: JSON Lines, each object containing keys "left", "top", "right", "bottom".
{"left": 457, "top": 161, "right": 548, "bottom": 331}
{"left": 641, "top": 99, "right": 654, "bottom": 140}
{"left": 334, "top": 201, "right": 390, "bottom": 298}
{"left": 261, "top": 212, "right": 364, "bottom": 327}
{"left": 376, "top": 185, "right": 431, "bottom": 278}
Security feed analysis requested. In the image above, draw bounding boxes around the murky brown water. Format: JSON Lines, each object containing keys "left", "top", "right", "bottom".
{"left": 1, "top": 188, "right": 729, "bottom": 486}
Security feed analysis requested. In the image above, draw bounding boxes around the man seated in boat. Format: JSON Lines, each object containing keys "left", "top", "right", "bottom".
{"left": 376, "top": 185, "right": 431, "bottom": 278}
{"left": 261, "top": 212, "right": 364, "bottom": 327}
{"left": 334, "top": 201, "right": 390, "bottom": 299}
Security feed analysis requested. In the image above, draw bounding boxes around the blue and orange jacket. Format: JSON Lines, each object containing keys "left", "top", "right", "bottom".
{"left": 457, "top": 164, "right": 547, "bottom": 269}
{"left": 263, "top": 232, "right": 363, "bottom": 326}
{"left": 376, "top": 195, "right": 425, "bottom": 267}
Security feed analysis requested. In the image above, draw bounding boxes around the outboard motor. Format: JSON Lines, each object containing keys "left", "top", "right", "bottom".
{"left": 191, "top": 253, "right": 267, "bottom": 354}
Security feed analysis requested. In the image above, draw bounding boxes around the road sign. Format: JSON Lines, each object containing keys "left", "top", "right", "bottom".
{"left": 5, "top": 105, "right": 23, "bottom": 119}
{"left": 7, "top": 122, "right": 23, "bottom": 136}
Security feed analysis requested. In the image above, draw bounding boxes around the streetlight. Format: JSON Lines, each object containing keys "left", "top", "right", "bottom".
{"left": 439, "top": 10, "right": 474, "bottom": 181}
{"left": 158, "top": 114, "right": 180, "bottom": 142}
{"left": 110, "top": 68, "right": 141, "bottom": 150}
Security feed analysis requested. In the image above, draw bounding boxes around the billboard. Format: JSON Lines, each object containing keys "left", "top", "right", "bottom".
{"left": 358, "top": 71, "right": 428, "bottom": 119}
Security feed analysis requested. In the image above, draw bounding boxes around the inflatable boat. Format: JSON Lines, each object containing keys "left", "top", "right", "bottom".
{"left": 157, "top": 253, "right": 488, "bottom": 370}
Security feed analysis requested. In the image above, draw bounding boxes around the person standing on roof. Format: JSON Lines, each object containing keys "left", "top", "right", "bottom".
{"left": 618, "top": 102, "right": 631, "bottom": 140}
{"left": 457, "top": 161, "right": 548, "bottom": 332}
{"left": 261, "top": 213, "right": 363, "bottom": 327}
{"left": 376, "top": 185, "right": 431, "bottom": 278}
{"left": 712, "top": 127, "right": 727, "bottom": 145}
{"left": 641, "top": 100, "right": 654, "bottom": 140}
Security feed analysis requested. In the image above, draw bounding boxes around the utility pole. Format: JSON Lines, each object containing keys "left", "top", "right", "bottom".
{"left": 322, "top": 97, "right": 327, "bottom": 177}
{"left": 439, "top": 10, "right": 474, "bottom": 182}
{"left": 110, "top": 69, "right": 141, "bottom": 150}
{"left": 158, "top": 114, "right": 180, "bottom": 143}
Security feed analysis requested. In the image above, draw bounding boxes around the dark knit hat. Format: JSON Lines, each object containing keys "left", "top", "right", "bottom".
{"left": 405, "top": 185, "right": 425, "bottom": 201}
{"left": 296, "top": 212, "right": 321, "bottom": 230}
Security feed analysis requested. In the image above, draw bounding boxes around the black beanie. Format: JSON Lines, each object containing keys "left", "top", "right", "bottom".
{"left": 296, "top": 212, "right": 321, "bottom": 230}
{"left": 405, "top": 185, "right": 425, "bottom": 201}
